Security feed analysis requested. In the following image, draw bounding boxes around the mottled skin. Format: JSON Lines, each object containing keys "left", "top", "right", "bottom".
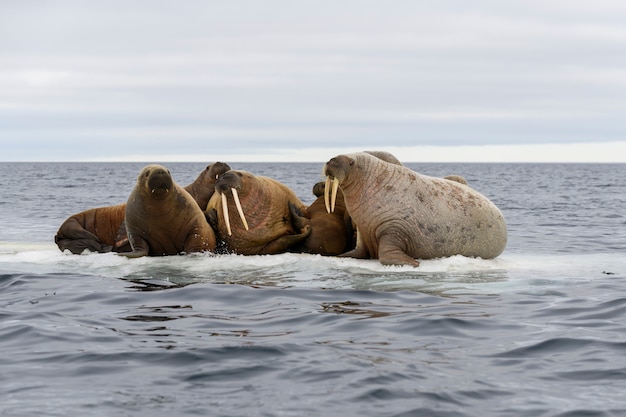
{"left": 55, "top": 204, "right": 130, "bottom": 254}
{"left": 206, "top": 170, "right": 311, "bottom": 255}
{"left": 184, "top": 162, "right": 231, "bottom": 211}
{"left": 290, "top": 181, "right": 354, "bottom": 255}
{"left": 122, "top": 164, "right": 216, "bottom": 257}
{"left": 55, "top": 162, "right": 229, "bottom": 254}
{"left": 323, "top": 152, "right": 507, "bottom": 267}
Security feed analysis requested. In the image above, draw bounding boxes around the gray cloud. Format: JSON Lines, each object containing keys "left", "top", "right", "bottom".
{"left": 1, "top": 1, "right": 626, "bottom": 161}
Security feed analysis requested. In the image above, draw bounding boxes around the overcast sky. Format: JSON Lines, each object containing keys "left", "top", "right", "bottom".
{"left": 2, "top": 1, "right": 626, "bottom": 162}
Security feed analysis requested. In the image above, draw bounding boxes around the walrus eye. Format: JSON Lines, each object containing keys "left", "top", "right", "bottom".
{"left": 349, "top": 160, "right": 354, "bottom": 166}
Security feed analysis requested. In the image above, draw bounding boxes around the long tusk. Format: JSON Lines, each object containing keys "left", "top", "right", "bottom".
{"left": 324, "top": 176, "right": 331, "bottom": 213}
{"left": 231, "top": 188, "right": 249, "bottom": 231}
{"left": 331, "top": 177, "right": 339, "bottom": 213}
{"left": 221, "top": 192, "right": 232, "bottom": 236}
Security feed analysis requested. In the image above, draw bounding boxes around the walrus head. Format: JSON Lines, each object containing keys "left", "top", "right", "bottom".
{"left": 213, "top": 170, "right": 249, "bottom": 236}
{"left": 207, "top": 162, "right": 231, "bottom": 181}
{"left": 138, "top": 164, "right": 173, "bottom": 199}
{"left": 322, "top": 154, "right": 355, "bottom": 213}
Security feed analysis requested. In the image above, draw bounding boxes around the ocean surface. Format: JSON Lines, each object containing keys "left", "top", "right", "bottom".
{"left": 1, "top": 161, "right": 625, "bottom": 417}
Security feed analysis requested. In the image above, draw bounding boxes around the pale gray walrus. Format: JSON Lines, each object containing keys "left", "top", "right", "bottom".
{"left": 121, "top": 164, "right": 217, "bottom": 257}
{"left": 323, "top": 152, "right": 507, "bottom": 266}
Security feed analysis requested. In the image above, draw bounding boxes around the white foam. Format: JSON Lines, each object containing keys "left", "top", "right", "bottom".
{"left": 1, "top": 242, "right": 623, "bottom": 293}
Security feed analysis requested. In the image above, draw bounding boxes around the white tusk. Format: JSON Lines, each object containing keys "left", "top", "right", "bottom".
{"left": 231, "top": 188, "right": 249, "bottom": 231}
{"left": 221, "top": 192, "right": 232, "bottom": 236}
{"left": 324, "top": 176, "right": 331, "bottom": 213}
{"left": 331, "top": 177, "right": 339, "bottom": 213}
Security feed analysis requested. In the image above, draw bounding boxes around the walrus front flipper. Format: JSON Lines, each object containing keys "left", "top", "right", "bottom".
{"left": 377, "top": 235, "right": 420, "bottom": 267}
{"left": 288, "top": 202, "right": 310, "bottom": 233}
{"left": 205, "top": 208, "right": 219, "bottom": 233}
{"left": 119, "top": 235, "right": 150, "bottom": 258}
{"left": 258, "top": 227, "right": 311, "bottom": 255}
{"left": 112, "top": 221, "right": 131, "bottom": 253}
{"left": 182, "top": 227, "right": 216, "bottom": 254}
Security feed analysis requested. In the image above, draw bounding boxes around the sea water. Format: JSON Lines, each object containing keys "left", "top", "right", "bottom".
{"left": 1, "top": 162, "right": 625, "bottom": 417}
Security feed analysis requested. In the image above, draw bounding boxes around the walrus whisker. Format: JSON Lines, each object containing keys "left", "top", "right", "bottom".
{"left": 324, "top": 176, "right": 332, "bottom": 213}
{"left": 221, "top": 192, "right": 232, "bottom": 236}
{"left": 231, "top": 188, "right": 249, "bottom": 231}
{"left": 331, "top": 177, "right": 339, "bottom": 213}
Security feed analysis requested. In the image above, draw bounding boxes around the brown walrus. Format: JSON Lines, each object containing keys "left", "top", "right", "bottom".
{"left": 206, "top": 170, "right": 311, "bottom": 255}
{"left": 290, "top": 181, "right": 354, "bottom": 255}
{"left": 184, "top": 162, "right": 232, "bottom": 211}
{"left": 54, "top": 204, "right": 130, "bottom": 254}
{"left": 55, "top": 162, "right": 230, "bottom": 254}
{"left": 323, "top": 152, "right": 507, "bottom": 267}
{"left": 121, "top": 164, "right": 217, "bottom": 257}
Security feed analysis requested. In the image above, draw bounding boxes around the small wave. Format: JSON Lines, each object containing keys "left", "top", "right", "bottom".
{"left": 492, "top": 337, "right": 626, "bottom": 358}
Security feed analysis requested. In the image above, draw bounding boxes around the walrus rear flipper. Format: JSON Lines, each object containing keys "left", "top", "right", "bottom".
{"left": 55, "top": 218, "right": 109, "bottom": 254}
{"left": 56, "top": 238, "right": 108, "bottom": 254}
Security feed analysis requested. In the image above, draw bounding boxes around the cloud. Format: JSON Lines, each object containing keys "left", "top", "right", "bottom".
{"left": 1, "top": 1, "right": 626, "bottom": 161}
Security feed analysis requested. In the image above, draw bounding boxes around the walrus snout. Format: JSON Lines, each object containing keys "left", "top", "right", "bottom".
{"left": 213, "top": 171, "right": 248, "bottom": 235}
{"left": 214, "top": 171, "right": 243, "bottom": 194}
{"left": 323, "top": 155, "right": 354, "bottom": 213}
{"left": 143, "top": 165, "right": 172, "bottom": 196}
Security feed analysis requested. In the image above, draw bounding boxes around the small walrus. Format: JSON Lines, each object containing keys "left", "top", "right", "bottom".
{"left": 323, "top": 152, "right": 507, "bottom": 267}
{"left": 206, "top": 170, "right": 311, "bottom": 255}
{"left": 121, "top": 164, "right": 216, "bottom": 257}
{"left": 55, "top": 162, "right": 230, "bottom": 254}
{"left": 289, "top": 181, "right": 355, "bottom": 255}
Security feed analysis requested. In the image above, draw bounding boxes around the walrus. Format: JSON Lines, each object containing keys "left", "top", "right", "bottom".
{"left": 290, "top": 181, "right": 354, "bottom": 255}
{"left": 323, "top": 152, "right": 507, "bottom": 267}
{"left": 206, "top": 170, "right": 311, "bottom": 255}
{"left": 289, "top": 151, "right": 409, "bottom": 256}
{"left": 55, "top": 162, "right": 230, "bottom": 254}
{"left": 184, "top": 162, "right": 232, "bottom": 210}
{"left": 121, "top": 164, "right": 217, "bottom": 257}
{"left": 54, "top": 204, "right": 130, "bottom": 254}
{"left": 364, "top": 150, "right": 404, "bottom": 166}
{"left": 364, "top": 150, "right": 468, "bottom": 184}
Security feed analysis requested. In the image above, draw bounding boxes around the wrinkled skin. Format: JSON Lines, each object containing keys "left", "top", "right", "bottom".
{"left": 55, "top": 204, "right": 130, "bottom": 254}
{"left": 184, "top": 162, "right": 231, "bottom": 211}
{"left": 290, "top": 181, "right": 354, "bottom": 255}
{"left": 55, "top": 162, "right": 229, "bottom": 254}
{"left": 121, "top": 164, "right": 216, "bottom": 257}
{"left": 323, "top": 152, "right": 507, "bottom": 267}
{"left": 206, "top": 170, "right": 311, "bottom": 255}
